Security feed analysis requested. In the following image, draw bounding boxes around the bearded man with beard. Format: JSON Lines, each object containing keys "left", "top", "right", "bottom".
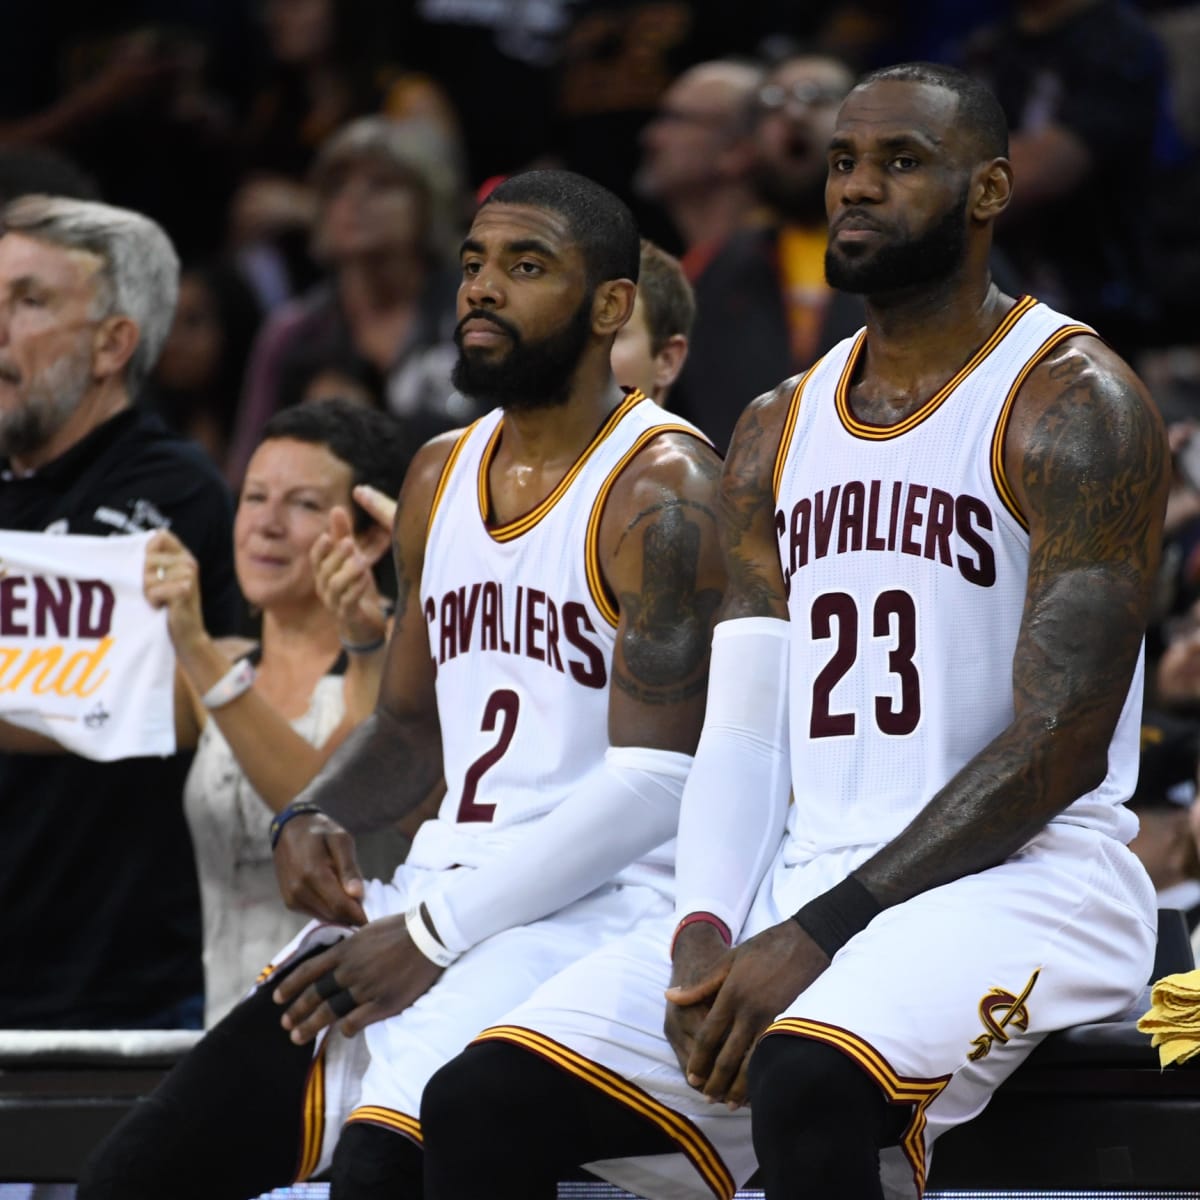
{"left": 81, "top": 168, "right": 725, "bottom": 1200}
{"left": 670, "top": 53, "right": 862, "bottom": 453}
{"left": 419, "top": 64, "right": 1168, "bottom": 1200}
{"left": 0, "top": 196, "right": 239, "bottom": 1030}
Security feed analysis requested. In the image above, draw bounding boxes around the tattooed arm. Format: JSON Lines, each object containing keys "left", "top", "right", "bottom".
{"left": 271, "top": 433, "right": 455, "bottom": 925}
{"left": 674, "top": 343, "right": 1170, "bottom": 1107}
{"left": 855, "top": 335, "right": 1169, "bottom": 903}
{"left": 604, "top": 430, "right": 727, "bottom": 748}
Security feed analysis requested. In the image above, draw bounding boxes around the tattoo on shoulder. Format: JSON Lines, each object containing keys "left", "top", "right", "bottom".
{"left": 614, "top": 502, "right": 721, "bottom": 705}
{"left": 1021, "top": 357, "right": 1166, "bottom": 581}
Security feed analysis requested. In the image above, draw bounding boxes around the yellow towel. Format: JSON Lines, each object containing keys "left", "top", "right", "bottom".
{"left": 1137, "top": 969, "right": 1200, "bottom": 1066}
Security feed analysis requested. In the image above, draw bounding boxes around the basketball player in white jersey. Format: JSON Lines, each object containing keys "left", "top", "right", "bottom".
{"left": 420, "top": 64, "right": 1170, "bottom": 1200}
{"left": 78, "top": 170, "right": 724, "bottom": 1200}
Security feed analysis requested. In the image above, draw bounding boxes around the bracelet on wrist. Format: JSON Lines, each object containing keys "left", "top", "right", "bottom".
{"left": 340, "top": 632, "right": 387, "bottom": 654}
{"left": 269, "top": 800, "right": 325, "bottom": 851}
{"left": 405, "top": 904, "right": 460, "bottom": 969}
{"left": 790, "top": 874, "right": 882, "bottom": 959}
{"left": 670, "top": 911, "right": 732, "bottom": 960}
{"left": 201, "top": 657, "right": 256, "bottom": 711}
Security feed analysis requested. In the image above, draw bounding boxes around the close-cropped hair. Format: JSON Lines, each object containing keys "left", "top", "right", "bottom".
{"left": 260, "top": 398, "right": 410, "bottom": 536}
{"left": 2, "top": 195, "right": 180, "bottom": 395}
{"left": 481, "top": 169, "right": 641, "bottom": 289}
{"left": 856, "top": 61, "right": 1009, "bottom": 160}
{"left": 637, "top": 239, "right": 696, "bottom": 354}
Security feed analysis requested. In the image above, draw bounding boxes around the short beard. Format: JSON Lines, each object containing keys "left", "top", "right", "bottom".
{"left": 0, "top": 346, "right": 91, "bottom": 461}
{"left": 825, "top": 183, "right": 970, "bottom": 296}
{"left": 451, "top": 297, "right": 595, "bottom": 413}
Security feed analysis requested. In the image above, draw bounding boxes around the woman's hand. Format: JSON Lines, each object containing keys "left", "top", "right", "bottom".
{"left": 144, "top": 528, "right": 208, "bottom": 653}
{"left": 312, "top": 506, "right": 389, "bottom": 651}
{"left": 353, "top": 483, "right": 397, "bottom": 532}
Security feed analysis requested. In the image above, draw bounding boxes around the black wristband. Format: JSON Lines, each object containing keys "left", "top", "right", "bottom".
{"left": 269, "top": 800, "right": 325, "bottom": 851}
{"left": 791, "top": 875, "right": 882, "bottom": 959}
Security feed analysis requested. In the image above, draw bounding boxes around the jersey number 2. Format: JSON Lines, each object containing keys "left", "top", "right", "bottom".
{"left": 457, "top": 689, "right": 520, "bottom": 822}
{"left": 810, "top": 590, "right": 920, "bottom": 738}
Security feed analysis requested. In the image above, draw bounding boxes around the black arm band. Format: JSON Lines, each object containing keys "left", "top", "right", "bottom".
{"left": 791, "top": 874, "right": 883, "bottom": 959}
{"left": 269, "top": 800, "right": 325, "bottom": 851}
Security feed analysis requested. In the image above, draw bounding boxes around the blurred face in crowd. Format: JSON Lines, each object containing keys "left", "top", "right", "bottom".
{"left": 155, "top": 272, "right": 223, "bottom": 392}
{"left": 825, "top": 79, "right": 973, "bottom": 295}
{"left": 0, "top": 233, "right": 102, "bottom": 464}
{"left": 264, "top": 0, "right": 334, "bottom": 65}
{"left": 314, "top": 160, "right": 428, "bottom": 262}
{"left": 452, "top": 201, "right": 596, "bottom": 412}
{"left": 235, "top": 436, "right": 355, "bottom": 612}
{"left": 634, "top": 63, "right": 758, "bottom": 205}
{"left": 750, "top": 56, "right": 853, "bottom": 224}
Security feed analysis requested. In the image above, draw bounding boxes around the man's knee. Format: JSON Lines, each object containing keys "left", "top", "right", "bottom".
{"left": 748, "top": 1034, "right": 890, "bottom": 1142}
{"left": 331, "top": 1121, "right": 424, "bottom": 1199}
{"left": 422, "top": 1041, "right": 528, "bottom": 1148}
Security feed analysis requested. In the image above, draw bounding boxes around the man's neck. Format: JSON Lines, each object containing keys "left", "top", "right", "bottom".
{"left": 9, "top": 382, "right": 131, "bottom": 474}
{"left": 855, "top": 274, "right": 1010, "bottom": 412}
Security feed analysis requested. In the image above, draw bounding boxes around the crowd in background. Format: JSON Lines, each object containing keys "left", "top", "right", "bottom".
{"left": 6, "top": 0, "right": 1200, "bottom": 1025}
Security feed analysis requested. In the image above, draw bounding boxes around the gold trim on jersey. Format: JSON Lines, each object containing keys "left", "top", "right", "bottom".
{"left": 473, "top": 1025, "right": 736, "bottom": 1200}
{"left": 478, "top": 392, "right": 647, "bottom": 542}
{"left": 835, "top": 295, "right": 1038, "bottom": 441}
{"left": 990, "top": 324, "right": 1094, "bottom": 531}
{"left": 771, "top": 363, "right": 822, "bottom": 502}
{"left": 294, "top": 1037, "right": 330, "bottom": 1181}
{"left": 584, "top": 423, "right": 713, "bottom": 628}
{"left": 345, "top": 1104, "right": 423, "bottom": 1146}
{"left": 763, "top": 1018, "right": 950, "bottom": 1197}
{"left": 426, "top": 421, "right": 481, "bottom": 541}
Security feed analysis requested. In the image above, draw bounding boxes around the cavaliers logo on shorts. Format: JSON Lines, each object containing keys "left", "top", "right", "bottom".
{"left": 968, "top": 968, "right": 1040, "bottom": 1061}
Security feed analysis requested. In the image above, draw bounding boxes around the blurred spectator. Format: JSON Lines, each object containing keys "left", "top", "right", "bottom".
{"left": 145, "top": 260, "right": 263, "bottom": 466}
{"left": 0, "top": 195, "right": 240, "bottom": 1029}
{"left": 226, "top": 116, "right": 471, "bottom": 486}
{"left": 1128, "top": 712, "right": 1200, "bottom": 932}
{"left": 146, "top": 399, "right": 409, "bottom": 1026}
{"left": 963, "top": 0, "right": 1171, "bottom": 356}
{"left": 230, "top": 0, "right": 462, "bottom": 305}
{"left": 670, "top": 53, "right": 861, "bottom": 451}
{"left": 553, "top": 1, "right": 790, "bottom": 245}
{"left": 632, "top": 59, "right": 766, "bottom": 276}
{"left": 611, "top": 239, "right": 696, "bottom": 407}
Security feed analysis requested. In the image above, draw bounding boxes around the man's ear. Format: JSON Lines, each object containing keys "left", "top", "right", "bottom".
{"left": 91, "top": 314, "right": 140, "bottom": 383}
{"left": 972, "top": 158, "right": 1014, "bottom": 223}
{"left": 592, "top": 278, "right": 637, "bottom": 337}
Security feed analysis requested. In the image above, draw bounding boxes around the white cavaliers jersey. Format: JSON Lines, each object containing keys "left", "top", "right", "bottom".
{"left": 773, "top": 296, "right": 1143, "bottom": 859}
{"left": 406, "top": 391, "right": 707, "bottom": 878}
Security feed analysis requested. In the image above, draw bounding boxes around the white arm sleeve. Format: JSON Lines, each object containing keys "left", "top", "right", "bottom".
{"left": 422, "top": 745, "right": 692, "bottom": 954}
{"left": 674, "top": 616, "right": 790, "bottom": 939}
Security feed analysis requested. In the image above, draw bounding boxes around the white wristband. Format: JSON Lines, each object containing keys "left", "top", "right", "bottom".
{"left": 405, "top": 904, "right": 460, "bottom": 969}
{"left": 200, "top": 658, "right": 256, "bottom": 711}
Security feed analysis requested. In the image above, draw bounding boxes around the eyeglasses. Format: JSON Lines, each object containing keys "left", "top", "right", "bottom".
{"left": 756, "top": 81, "right": 847, "bottom": 113}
